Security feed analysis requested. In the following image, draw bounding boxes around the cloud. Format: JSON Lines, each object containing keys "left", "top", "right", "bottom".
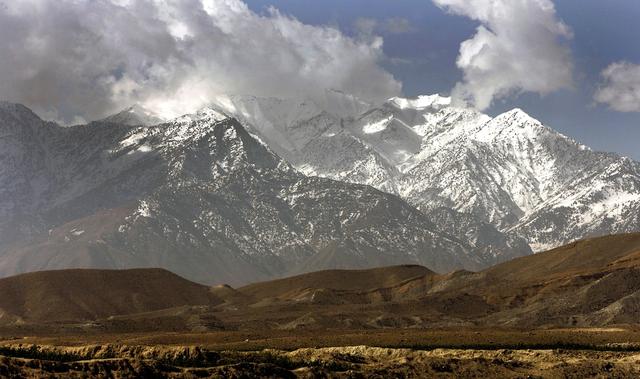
{"left": 355, "top": 17, "right": 415, "bottom": 38}
{"left": 0, "top": 0, "right": 401, "bottom": 123}
{"left": 432, "top": 0, "right": 573, "bottom": 110}
{"left": 355, "top": 18, "right": 379, "bottom": 37}
{"left": 382, "top": 17, "right": 415, "bottom": 35}
{"left": 594, "top": 61, "right": 640, "bottom": 113}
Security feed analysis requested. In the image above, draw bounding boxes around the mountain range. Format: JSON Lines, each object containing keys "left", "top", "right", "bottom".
{"left": 0, "top": 102, "right": 479, "bottom": 285}
{"left": 209, "top": 93, "right": 640, "bottom": 252}
{"left": 0, "top": 91, "right": 639, "bottom": 284}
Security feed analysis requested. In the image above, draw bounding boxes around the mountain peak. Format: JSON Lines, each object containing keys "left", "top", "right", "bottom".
{"left": 481, "top": 108, "right": 588, "bottom": 151}
{"left": 387, "top": 94, "right": 452, "bottom": 111}
{"left": 172, "top": 107, "right": 230, "bottom": 125}
{"left": 494, "top": 108, "right": 541, "bottom": 127}
{"left": 161, "top": 109, "right": 283, "bottom": 172}
{"left": 473, "top": 108, "right": 552, "bottom": 142}
{"left": 100, "top": 104, "right": 165, "bottom": 126}
{"left": 0, "top": 101, "right": 43, "bottom": 124}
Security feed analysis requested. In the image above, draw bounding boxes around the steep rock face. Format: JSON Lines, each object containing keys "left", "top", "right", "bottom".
{"left": 409, "top": 107, "right": 640, "bottom": 251}
{"left": 512, "top": 157, "right": 640, "bottom": 251}
{"left": 210, "top": 95, "right": 531, "bottom": 263}
{"left": 426, "top": 207, "right": 532, "bottom": 266}
{"left": 0, "top": 104, "right": 481, "bottom": 285}
{"left": 0, "top": 103, "right": 55, "bottom": 243}
{"left": 210, "top": 94, "right": 399, "bottom": 193}
{"left": 211, "top": 94, "right": 640, "bottom": 252}
{"left": 4, "top": 90, "right": 638, "bottom": 283}
{"left": 398, "top": 105, "right": 640, "bottom": 250}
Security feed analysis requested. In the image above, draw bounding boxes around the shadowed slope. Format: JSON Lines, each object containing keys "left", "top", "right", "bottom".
{"left": 0, "top": 268, "right": 219, "bottom": 323}
{"left": 239, "top": 264, "right": 434, "bottom": 300}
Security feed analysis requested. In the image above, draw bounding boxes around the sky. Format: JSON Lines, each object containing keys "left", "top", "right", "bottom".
{"left": 244, "top": 0, "right": 640, "bottom": 159}
{"left": 0, "top": 0, "right": 639, "bottom": 159}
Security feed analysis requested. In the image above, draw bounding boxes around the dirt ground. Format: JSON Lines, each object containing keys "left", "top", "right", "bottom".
{"left": 0, "top": 343, "right": 639, "bottom": 378}
{"left": 1, "top": 327, "right": 639, "bottom": 377}
{"left": 4, "top": 326, "right": 640, "bottom": 351}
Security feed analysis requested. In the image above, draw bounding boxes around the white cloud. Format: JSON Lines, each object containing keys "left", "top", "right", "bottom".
{"left": 594, "top": 61, "right": 640, "bottom": 113}
{"left": 432, "top": 0, "right": 573, "bottom": 110}
{"left": 355, "top": 18, "right": 379, "bottom": 37}
{"left": 382, "top": 17, "right": 415, "bottom": 35}
{"left": 355, "top": 17, "right": 414, "bottom": 38}
{"left": 0, "top": 0, "right": 401, "bottom": 123}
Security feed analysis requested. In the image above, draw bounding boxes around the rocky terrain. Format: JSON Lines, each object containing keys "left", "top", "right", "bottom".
{"left": 0, "top": 102, "right": 482, "bottom": 285}
{"left": 3, "top": 93, "right": 640, "bottom": 283}
{"left": 212, "top": 93, "right": 640, "bottom": 253}
{"left": 1, "top": 343, "right": 640, "bottom": 378}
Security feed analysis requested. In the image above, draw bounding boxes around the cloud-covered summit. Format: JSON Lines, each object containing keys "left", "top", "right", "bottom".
{"left": 0, "top": 0, "right": 401, "bottom": 123}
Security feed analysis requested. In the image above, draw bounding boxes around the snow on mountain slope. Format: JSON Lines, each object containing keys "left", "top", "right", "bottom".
{"left": 365, "top": 100, "right": 640, "bottom": 250}
{"left": 511, "top": 156, "right": 640, "bottom": 251}
{"left": 7, "top": 88, "right": 636, "bottom": 282}
{"left": 208, "top": 93, "right": 640, "bottom": 253}
{"left": 208, "top": 94, "right": 533, "bottom": 262}
{"left": 99, "top": 104, "right": 164, "bottom": 126}
{"left": 0, "top": 103, "right": 486, "bottom": 285}
{"left": 388, "top": 94, "right": 452, "bottom": 110}
{"left": 470, "top": 109, "right": 592, "bottom": 214}
{"left": 209, "top": 93, "right": 401, "bottom": 193}
{"left": 399, "top": 104, "right": 640, "bottom": 250}
{"left": 350, "top": 107, "right": 422, "bottom": 166}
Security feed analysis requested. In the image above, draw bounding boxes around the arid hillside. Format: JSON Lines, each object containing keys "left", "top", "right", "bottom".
{"left": 0, "top": 233, "right": 639, "bottom": 331}
{"left": 0, "top": 268, "right": 219, "bottom": 324}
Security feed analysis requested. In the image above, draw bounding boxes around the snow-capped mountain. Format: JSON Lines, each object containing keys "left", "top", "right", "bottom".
{"left": 0, "top": 101, "right": 488, "bottom": 285}
{"left": 2, "top": 90, "right": 637, "bottom": 284}
{"left": 209, "top": 93, "right": 640, "bottom": 252}
{"left": 204, "top": 93, "right": 533, "bottom": 262}
{"left": 99, "top": 104, "right": 164, "bottom": 126}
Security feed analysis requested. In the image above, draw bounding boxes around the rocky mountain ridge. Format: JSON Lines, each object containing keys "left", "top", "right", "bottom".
{"left": 2, "top": 91, "right": 638, "bottom": 283}
{"left": 206, "top": 94, "right": 640, "bottom": 252}
{"left": 0, "top": 101, "right": 487, "bottom": 285}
